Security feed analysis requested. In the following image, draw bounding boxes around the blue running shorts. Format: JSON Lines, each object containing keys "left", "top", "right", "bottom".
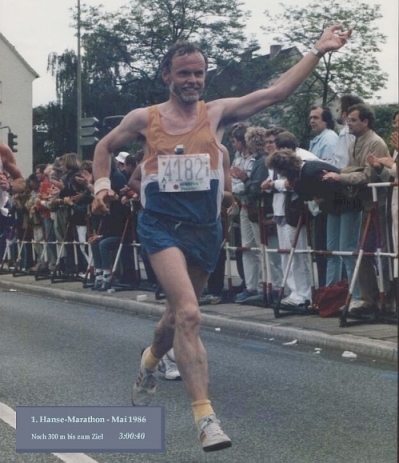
{"left": 137, "top": 210, "right": 223, "bottom": 274}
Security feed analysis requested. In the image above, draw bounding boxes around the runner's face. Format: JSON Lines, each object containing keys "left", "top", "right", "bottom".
{"left": 164, "top": 52, "right": 206, "bottom": 104}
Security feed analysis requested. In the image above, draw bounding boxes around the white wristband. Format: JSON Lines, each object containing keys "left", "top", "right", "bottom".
{"left": 94, "top": 177, "right": 111, "bottom": 195}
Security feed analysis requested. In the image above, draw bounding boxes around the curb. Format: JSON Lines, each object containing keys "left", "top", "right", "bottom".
{"left": 1, "top": 279, "right": 397, "bottom": 363}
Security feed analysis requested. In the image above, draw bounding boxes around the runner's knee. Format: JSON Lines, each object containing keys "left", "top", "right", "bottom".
{"left": 175, "top": 306, "right": 201, "bottom": 333}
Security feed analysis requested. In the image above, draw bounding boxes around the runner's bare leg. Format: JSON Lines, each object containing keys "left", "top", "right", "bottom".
{"left": 148, "top": 247, "right": 210, "bottom": 402}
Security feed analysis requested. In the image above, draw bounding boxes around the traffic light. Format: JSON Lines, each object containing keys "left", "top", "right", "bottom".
{"left": 7, "top": 132, "right": 18, "bottom": 152}
{"left": 79, "top": 117, "right": 100, "bottom": 146}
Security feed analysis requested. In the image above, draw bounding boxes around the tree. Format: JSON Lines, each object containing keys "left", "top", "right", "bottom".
{"left": 74, "top": 0, "right": 258, "bottom": 106}
{"left": 373, "top": 104, "right": 398, "bottom": 148}
{"left": 33, "top": 102, "right": 78, "bottom": 165}
{"left": 34, "top": 0, "right": 258, "bottom": 162}
{"left": 262, "top": 0, "right": 388, "bottom": 105}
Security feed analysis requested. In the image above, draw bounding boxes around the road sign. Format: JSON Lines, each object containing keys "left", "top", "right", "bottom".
{"left": 79, "top": 116, "right": 100, "bottom": 146}
{"left": 80, "top": 117, "right": 99, "bottom": 127}
{"left": 79, "top": 136, "right": 99, "bottom": 146}
{"left": 80, "top": 127, "right": 99, "bottom": 137}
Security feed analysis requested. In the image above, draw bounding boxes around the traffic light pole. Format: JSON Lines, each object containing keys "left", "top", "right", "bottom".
{"left": 77, "top": 0, "right": 82, "bottom": 158}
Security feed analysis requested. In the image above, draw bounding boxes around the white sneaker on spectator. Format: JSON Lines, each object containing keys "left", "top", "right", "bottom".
{"left": 281, "top": 296, "right": 298, "bottom": 306}
{"left": 158, "top": 349, "right": 181, "bottom": 380}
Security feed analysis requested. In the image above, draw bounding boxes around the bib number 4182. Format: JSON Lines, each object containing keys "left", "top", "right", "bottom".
{"left": 158, "top": 153, "right": 211, "bottom": 192}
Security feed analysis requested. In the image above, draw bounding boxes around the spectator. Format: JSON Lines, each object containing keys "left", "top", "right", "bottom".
{"left": 24, "top": 174, "right": 44, "bottom": 271}
{"left": 90, "top": 157, "right": 130, "bottom": 291}
{"left": 115, "top": 151, "right": 129, "bottom": 174}
{"left": 231, "top": 126, "right": 282, "bottom": 302}
{"left": 120, "top": 154, "right": 141, "bottom": 203}
{"left": 200, "top": 145, "right": 231, "bottom": 305}
{"left": 50, "top": 153, "right": 82, "bottom": 275}
{"left": 324, "top": 95, "right": 364, "bottom": 300}
{"left": 367, "top": 109, "right": 398, "bottom": 308}
{"left": 229, "top": 122, "right": 249, "bottom": 290}
{"left": 49, "top": 156, "right": 65, "bottom": 190}
{"left": 63, "top": 161, "right": 94, "bottom": 273}
{"left": 308, "top": 106, "right": 338, "bottom": 287}
{"left": 124, "top": 153, "right": 138, "bottom": 180}
{"left": 262, "top": 131, "right": 318, "bottom": 306}
{"left": 309, "top": 106, "right": 338, "bottom": 162}
{"left": 322, "top": 103, "right": 394, "bottom": 314}
{"left": 331, "top": 95, "right": 364, "bottom": 169}
{"left": 34, "top": 164, "right": 57, "bottom": 270}
{"left": 11, "top": 177, "right": 34, "bottom": 270}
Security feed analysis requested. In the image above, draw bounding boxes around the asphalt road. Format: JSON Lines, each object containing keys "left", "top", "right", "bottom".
{"left": 0, "top": 290, "right": 397, "bottom": 463}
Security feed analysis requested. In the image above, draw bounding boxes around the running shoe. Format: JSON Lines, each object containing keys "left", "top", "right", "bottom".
{"left": 132, "top": 347, "right": 157, "bottom": 406}
{"left": 158, "top": 352, "right": 181, "bottom": 381}
{"left": 197, "top": 414, "right": 232, "bottom": 452}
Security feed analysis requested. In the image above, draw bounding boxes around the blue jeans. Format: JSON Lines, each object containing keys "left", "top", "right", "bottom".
{"left": 91, "top": 236, "right": 121, "bottom": 270}
{"left": 326, "top": 210, "right": 361, "bottom": 298}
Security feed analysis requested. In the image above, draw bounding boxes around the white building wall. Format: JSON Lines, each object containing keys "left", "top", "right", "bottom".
{"left": 0, "top": 35, "right": 38, "bottom": 176}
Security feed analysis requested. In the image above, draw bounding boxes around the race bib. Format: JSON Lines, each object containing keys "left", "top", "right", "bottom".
{"left": 158, "top": 153, "right": 211, "bottom": 192}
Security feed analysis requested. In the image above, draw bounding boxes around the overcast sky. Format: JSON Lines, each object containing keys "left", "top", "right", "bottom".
{"left": 1, "top": 0, "right": 397, "bottom": 107}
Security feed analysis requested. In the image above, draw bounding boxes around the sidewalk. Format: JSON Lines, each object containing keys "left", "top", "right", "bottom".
{"left": 0, "top": 272, "right": 397, "bottom": 363}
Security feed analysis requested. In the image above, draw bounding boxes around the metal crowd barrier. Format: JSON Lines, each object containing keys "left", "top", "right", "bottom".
{"left": 1, "top": 182, "right": 397, "bottom": 328}
{"left": 223, "top": 181, "right": 398, "bottom": 327}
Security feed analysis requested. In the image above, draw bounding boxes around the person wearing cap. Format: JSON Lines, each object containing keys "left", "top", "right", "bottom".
{"left": 115, "top": 151, "right": 130, "bottom": 177}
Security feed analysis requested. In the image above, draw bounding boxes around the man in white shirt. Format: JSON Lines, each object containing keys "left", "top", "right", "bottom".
{"left": 262, "top": 131, "right": 318, "bottom": 305}
{"left": 309, "top": 106, "right": 338, "bottom": 162}
{"left": 330, "top": 94, "right": 364, "bottom": 169}
{"left": 308, "top": 106, "right": 338, "bottom": 287}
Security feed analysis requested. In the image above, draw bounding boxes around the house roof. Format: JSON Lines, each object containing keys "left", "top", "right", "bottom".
{"left": 0, "top": 32, "right": 39, "bottom": 78}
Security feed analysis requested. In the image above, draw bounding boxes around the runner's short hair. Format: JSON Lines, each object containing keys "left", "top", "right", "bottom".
{"left": 161, "top": 41, "right": 208, "bottom": 73}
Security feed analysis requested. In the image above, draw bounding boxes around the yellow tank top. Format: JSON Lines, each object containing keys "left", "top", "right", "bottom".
{"left": 142, "top": 101, "right": 221, "bottom": 175}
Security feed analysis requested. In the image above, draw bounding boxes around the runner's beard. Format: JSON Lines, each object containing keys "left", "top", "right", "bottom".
{"left": 170, "top": 82, "right": 203, "bottom": 104}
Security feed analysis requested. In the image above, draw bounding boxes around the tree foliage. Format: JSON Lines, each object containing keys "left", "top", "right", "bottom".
{"left": 373, "top": 105, "right": 398, "bottom": 148}
{"left": 34, "top": 0, "right": 257, "bottom": 163}
{"left": 262, "top": 0, "right": 388, "bottom": 104}
{"left": 74, "top": 0, "right": 258, "bottom": 109}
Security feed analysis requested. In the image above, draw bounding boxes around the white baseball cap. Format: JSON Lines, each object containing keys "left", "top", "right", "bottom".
{"left": 115, "top": 151, "right": 129, "bottom": 163}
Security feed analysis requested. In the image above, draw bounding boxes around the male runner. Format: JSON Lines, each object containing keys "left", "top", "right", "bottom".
{"left": 0, "top": 141, "right": 25, "bottom": 195}
{"left": 92, "top": 25, "right": 351, "bottom": 452}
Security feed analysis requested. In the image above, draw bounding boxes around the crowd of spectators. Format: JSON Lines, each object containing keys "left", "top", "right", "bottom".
{"left": 0, "top": 99, "right": 397, "bottom": 316}
{"left": 0, "top": 149, "right": 145, "bottom": 290}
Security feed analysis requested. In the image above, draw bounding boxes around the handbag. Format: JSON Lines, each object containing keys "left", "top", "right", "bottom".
{"left": 314, "top": 280, "right": 348, "bottom": 317}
